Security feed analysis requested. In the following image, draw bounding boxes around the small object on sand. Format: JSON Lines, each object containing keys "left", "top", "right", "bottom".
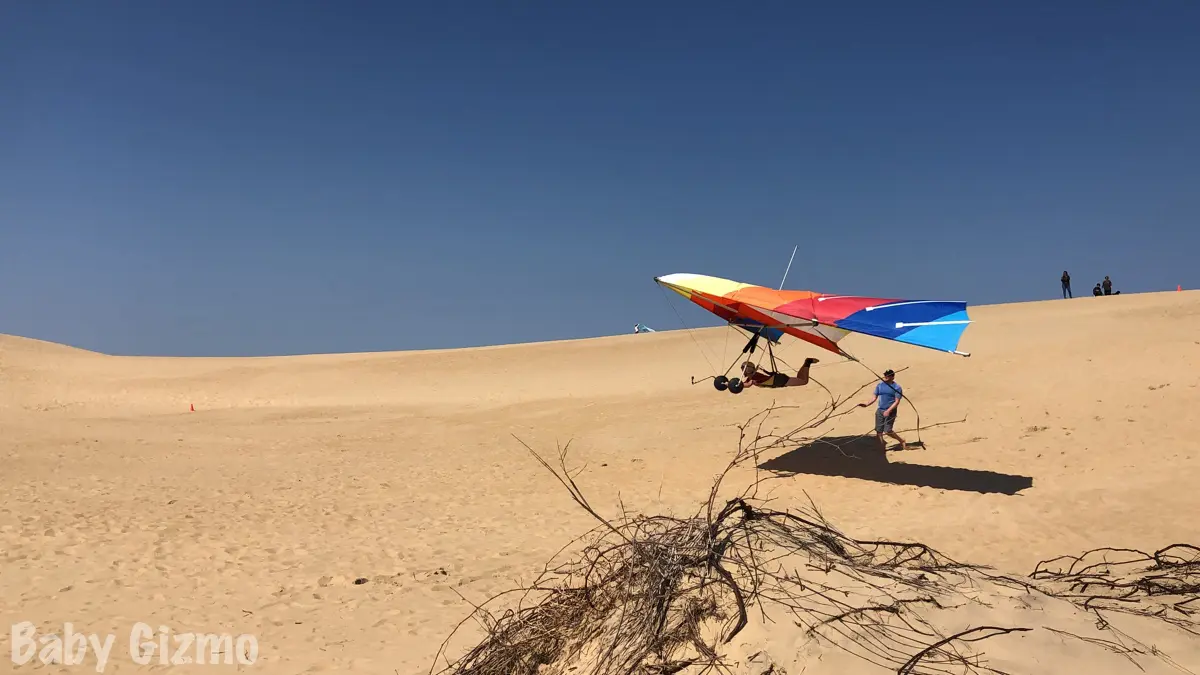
{"left": 354, "top": 577, "right": 368, "bottom": 585}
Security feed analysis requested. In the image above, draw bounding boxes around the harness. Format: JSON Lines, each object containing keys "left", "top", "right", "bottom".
{"left": 764, "top": 372, "right": 790, "bottom": 388}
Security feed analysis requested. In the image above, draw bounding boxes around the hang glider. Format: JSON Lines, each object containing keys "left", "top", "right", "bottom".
{"left": 654, "top": 272, "right": 972, "bottom": 359}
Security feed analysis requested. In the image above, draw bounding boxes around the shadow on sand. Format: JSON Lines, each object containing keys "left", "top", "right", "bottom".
{"left": 757, "top": 435, "right": 1034, "bottom": 495}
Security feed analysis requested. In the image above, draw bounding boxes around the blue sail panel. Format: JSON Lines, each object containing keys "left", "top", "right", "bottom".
{"left": 835, "top": 303, "right": 971, "bottom": 354}
{"left": 892, "top": 310, "right": 971, "bottom": 352}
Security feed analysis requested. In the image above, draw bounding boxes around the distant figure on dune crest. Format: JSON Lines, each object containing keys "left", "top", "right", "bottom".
{"left": 740, "top": 357, "right": 818, "bottom": 389}
{"left": 633, "top": 323, "right": 656, "bottom": 333}
{"left": 859, "top": 369, "right": 908, "bottom": 451}
{"left": 1093, "top": 277, "right": 1121, "bottom": 296}
{"left": 1061, "top": 270, "right": 1072, "bottom": 298}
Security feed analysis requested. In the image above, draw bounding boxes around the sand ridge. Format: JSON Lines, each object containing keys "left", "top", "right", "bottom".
{"left": 2, "top": 290, "right": 1199, "bottom": 673}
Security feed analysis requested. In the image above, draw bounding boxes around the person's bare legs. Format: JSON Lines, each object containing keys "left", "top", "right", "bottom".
{"left": 875, "top": 430, "right": 907, "bottom": 450}
{"left": 786, "top": 357, "right": 819, "bottom": 386}
{"left": 875, "top": 408, "right": 907, "bottom": 450}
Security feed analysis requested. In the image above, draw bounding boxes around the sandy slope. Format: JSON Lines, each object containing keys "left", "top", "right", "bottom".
{"left": 2, "top": 291, "right": 1199, "bottom": 674}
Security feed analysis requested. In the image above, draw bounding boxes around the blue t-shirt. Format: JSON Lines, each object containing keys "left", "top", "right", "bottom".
{"left": 875, "top": 381, "right": 902, "bottom": 410}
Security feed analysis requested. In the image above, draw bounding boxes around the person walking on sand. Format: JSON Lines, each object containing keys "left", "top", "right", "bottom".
{"left": 858, "top": 369, "right": 908, "bottom": 451}
{"left": 1061, "top": 270, "right": 1072, "bottom": 298}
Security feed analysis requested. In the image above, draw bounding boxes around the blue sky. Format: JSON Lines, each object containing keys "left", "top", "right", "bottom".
{"left": 2, "top": 2, "right": 1198, "bottom": 356}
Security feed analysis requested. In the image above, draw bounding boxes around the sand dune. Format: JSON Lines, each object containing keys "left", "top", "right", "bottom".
{"left": 3, "top": 291, "right": 1199, "bottom": 673}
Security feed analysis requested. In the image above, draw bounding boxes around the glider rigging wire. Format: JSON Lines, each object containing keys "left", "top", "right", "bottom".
{"left": 656, "top": 282, "right": 719, "bottom": 375}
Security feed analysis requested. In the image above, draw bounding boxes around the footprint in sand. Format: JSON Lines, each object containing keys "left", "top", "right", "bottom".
{"left": 370, "top": 574, "right": 405, "bottom": 587}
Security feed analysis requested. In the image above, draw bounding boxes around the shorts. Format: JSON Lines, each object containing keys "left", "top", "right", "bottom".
{"left": 875, "top": 408, "right": 897, "bottom": 433}
{"left": 756, "top": 372, "right": 791, "bottom": 388}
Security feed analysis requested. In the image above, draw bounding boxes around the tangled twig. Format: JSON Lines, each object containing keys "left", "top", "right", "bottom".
{"left": 430, "top": 381, "right": 1200, "bottom": 675}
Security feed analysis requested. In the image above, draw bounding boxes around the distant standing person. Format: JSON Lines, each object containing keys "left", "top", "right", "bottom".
{"left": 858, "top": 369, "right": 908, "bottom": 451}
{"left": 1102, "top": 276, "right": 1112, "bottom": 295}
{"left": 1061, "top": 270, "right": 1072, "bottom": 298}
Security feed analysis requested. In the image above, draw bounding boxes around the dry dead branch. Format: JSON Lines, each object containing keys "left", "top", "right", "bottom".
{"left": 430, "top": 377, "right": 1200, "bottom": 675}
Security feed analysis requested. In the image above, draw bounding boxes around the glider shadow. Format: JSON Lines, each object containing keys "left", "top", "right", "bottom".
{"left": 757, "top": 435, "right": 1033, "bottom": 495}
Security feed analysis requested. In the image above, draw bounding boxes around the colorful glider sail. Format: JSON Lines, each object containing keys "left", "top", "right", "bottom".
{"left": 654, "top": 273, "right": 972, "bottom": 357}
